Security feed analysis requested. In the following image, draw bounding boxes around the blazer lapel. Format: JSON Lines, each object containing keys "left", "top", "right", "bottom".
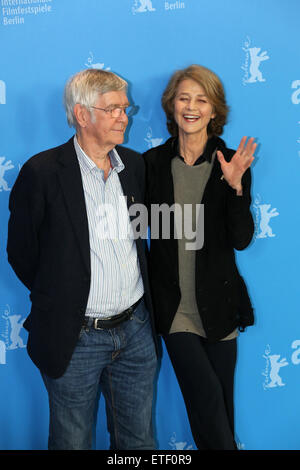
{"left": 56, "top": 138, "right": 91, "bottom": 274}
{"left": 116, "top": 149, "right": 143, "bottom": 221}
{"left": 117, "top": 165, "right": 134, "bottom": 212}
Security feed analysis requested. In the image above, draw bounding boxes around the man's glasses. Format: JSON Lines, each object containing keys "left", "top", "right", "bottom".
{"left": 90, "top": 104, "right": 137, "bottom": 118}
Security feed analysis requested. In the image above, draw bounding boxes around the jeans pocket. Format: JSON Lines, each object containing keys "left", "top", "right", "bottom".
{"left": 78, "top": 327, "right": 88, "bottom": 341}
{"left": 131, "top": 300, "right": 148, "bottom": 325}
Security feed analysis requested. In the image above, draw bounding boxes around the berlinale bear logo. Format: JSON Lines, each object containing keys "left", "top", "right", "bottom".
{"left": 242, "top": 37, "right": 269, "bottom": 85}
{"left": 132, "top": 0, "right": 156, "bottom": 14}
{"left": 0, "top": 305, "right": 26, "bottom": 366}
{"left": 0, "top": 80, "right": 6, "bottom": 105}
{"left": 0, "top": 157, "right": 14, "bottom": 192}
{"left": 253, "top": 195, "right": 279, "bottom": 239}
{"left": 85, "top": 52, "right": 111, "bottom": 71}
{"left": 262, "top": 342, "right": 300, "bottom": 390}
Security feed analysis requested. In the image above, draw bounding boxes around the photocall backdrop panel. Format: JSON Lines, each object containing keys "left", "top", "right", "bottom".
{"left": 0, "top": 0, "right": 299, "bottom": 450}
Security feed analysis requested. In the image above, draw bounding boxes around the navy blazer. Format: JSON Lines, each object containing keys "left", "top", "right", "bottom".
{"left": 7, "top": 137, "right": 157, "bottom": 378}
{"left": 143, "top": 137, "right": 255, "bottom": 341}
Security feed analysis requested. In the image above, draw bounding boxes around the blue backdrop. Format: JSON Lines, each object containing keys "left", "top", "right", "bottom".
{"left": 1, "top": 0, "right": 300, "bottom": 451}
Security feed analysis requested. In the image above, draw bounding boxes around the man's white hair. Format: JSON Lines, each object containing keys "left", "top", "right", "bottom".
{"left": 63, "top": 68, "right": 127, "bottom": 128}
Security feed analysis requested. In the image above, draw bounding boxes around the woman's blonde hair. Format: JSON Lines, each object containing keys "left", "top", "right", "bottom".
{"left": 162, "top": 64, "right": 229, "bottom": 137}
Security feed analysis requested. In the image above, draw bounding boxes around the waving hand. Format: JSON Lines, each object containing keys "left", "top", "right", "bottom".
{"left": 217, "top": 136, "right": 256, "bottom": 195}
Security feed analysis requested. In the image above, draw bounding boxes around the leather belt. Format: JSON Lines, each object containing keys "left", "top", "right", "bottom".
{"left": 82, "top": 297, "right": 142, "bottom": 330}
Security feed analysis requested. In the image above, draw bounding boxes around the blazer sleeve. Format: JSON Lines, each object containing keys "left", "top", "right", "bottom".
{"left": 225, "top": 167, "right": 254, "bottom": 250}
{"left": 7, "top": 161, "right": 45, "bottom": 290}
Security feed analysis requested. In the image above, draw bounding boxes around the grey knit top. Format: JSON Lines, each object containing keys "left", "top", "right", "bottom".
{"left": 169, "top": 151, "right": 237, "bottom": 341}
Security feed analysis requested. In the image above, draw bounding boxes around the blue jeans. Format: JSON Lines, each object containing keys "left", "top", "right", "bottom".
{"left": 41, "top": 299, "right": 157, "bottom": 450}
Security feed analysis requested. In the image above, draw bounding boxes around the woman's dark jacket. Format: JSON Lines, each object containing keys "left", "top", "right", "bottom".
{"left": 143, "top": 136, "right": 254, "bottom": 341}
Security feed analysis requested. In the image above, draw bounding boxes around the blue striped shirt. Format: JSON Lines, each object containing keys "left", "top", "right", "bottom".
{"left": 74, "top": 136, "right": 144, "bottom": 318}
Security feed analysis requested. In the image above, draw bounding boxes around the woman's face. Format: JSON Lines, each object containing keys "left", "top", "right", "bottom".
{"left": 173, "top": 79, "right": 215, "bottom": 139}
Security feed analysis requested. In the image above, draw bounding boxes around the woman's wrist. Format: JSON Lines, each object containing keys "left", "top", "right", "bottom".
{"left": 221, "top": 175, "right": 243, "bottom": 196}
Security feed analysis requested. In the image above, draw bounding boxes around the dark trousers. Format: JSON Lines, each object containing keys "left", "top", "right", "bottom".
{"left": 163, "top": 332, "right": 237, "bottom": 450}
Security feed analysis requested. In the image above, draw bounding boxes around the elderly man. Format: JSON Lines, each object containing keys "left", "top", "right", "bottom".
{"left": 7, "top": 69, "right": 158, "bottom": 450}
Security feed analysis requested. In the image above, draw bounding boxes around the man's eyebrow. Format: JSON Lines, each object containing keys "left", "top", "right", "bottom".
{"left": 107, "top": 102, "right": 130, "bottom": 107}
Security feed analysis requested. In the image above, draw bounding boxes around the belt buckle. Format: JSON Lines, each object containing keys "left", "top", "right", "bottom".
{"left": 94, "top": 318, "right": 104, "bottom": 330}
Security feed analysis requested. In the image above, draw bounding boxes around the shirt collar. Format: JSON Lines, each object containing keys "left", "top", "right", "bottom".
{"left": 74, "top": 135, "right": 125, "bottom": 174}
{"left": 109, "top": 147, "right": 125, "bottom": 173}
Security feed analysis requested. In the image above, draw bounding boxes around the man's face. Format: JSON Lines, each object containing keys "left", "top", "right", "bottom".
{"left": 86, "top": 90, "right": 129, "bottom": 149}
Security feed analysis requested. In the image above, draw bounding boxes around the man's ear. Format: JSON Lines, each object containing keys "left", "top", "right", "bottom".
{"left": 73, "top": 103, "right": 90, "bottom": 128}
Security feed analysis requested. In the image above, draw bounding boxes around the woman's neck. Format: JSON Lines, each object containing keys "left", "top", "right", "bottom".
{"left": 178, "top": 132, "right": 208, "bottom": 166}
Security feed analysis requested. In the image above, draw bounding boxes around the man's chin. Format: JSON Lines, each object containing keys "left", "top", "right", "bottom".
{"left": 115, "top": 134, "right": 125, "bottom": 144}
